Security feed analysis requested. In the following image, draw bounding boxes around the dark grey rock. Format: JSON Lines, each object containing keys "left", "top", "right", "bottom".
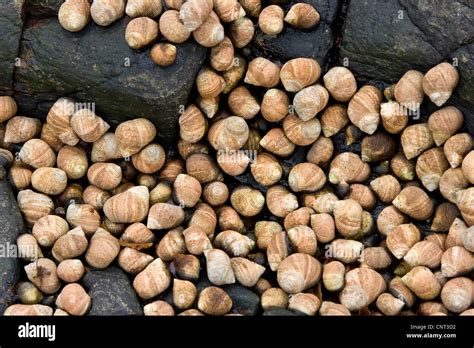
{"left": 263, "top": 308, "right": 298, "bottom": 316}
{"left": 0, "top": 167, "right": 25, "bottom": 314}
{"left": 339, "top": 0, "right": 474, "bottom": 133}
{"left": 14, "top": 18, "right": 208, "bottom": 144}
{"left": 28, "top": 0, "right": 62, "bottom": 18}
{"left": 299, "top": 0, "right": 341, "bottom": 24}
{"left": 82, "top": 266, "right": 143, "bottom": 315}
{"left": 0, "top": 0, "right": 26, "bottom": 92}
{"left": 222, "top": 284, "right": 260, "bottom": 316}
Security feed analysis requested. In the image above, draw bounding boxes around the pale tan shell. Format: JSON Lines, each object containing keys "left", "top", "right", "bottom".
{"left": 149, "top": 181, "right": 172, "bottom": 205}
{"left": 310, "top": 191, "right": 339, "bottom": 214}
{"left": 177, "top": 139, "right": 209, "bottom": 160}
{"left": 320, "top": 104, "right": 349, "bottom": 137}
{"left": 215, "top": 230, "right": 255, "bottom": 257}
{"left": 422, "top": 62, "right": 459, "bottom": 107}
{"left": 311, "top": 213, "right": 335, "bottom": 243}
{"left": 380, "top": 101, "right": 409, "bottom": 134}
{"left": 394, "top": 70, "right": 424, "bottom": 111}
{"left": 4, "top": 116, "right": 41, "bottom": 144}
{"left": 388, "top": 276, "right": 416, "bottom": 308}
{"left": 183, "top": 226, "right": 212, "bottom": 255}
{"left": 444, "top": 133, "right": 472, "bottom": 168}
{"left": 322, "top": 260, "right": 345, "bottom": 292}
{"left": 217, "top": 149, "right": 250, "bottom": 176}
{"left": 131, "top": 143, "right": 166, "bottom": 174}
{"left": 288, "top": 293, "right": 320, "bottom": 316}
{"left": 179, "top": 0, "right": 213, "bottom": 31}
{"left": 441, "top": 246, "right": 474, "bottom": 277}
{"left": 120, "top": 223, "right": 155, "bottom": 244}
{"left": 24, "top": 258, "right": 61, "bottom": 295}
{"left": 230, "top": 186, "right": 265, "bottom": 217}
{"left": 259, "top": 127, "right": 295, "bottom": 157}
{"left": 56, "top": 283, "right": 91, "bottom": 316}
{"left": 19, "top": 139, "right": 56, "bottom": 169}
{"left": 402, "top": 266, "right": 441, "bottom": 300}
{"left": 31, "top": 167, "right": 68, "bottom": 195}
{"left": 33, "top": 215, "right": 69, "bottom": 247}
{"left": 283, "top": 207, "right": 314, "bottom": 231}
{"left": 392, "top": 186, "right": 433, "bottom": 220}
{"left": 87, "top": 162, "right": 122, "bottom": 191}
{"left": 267, "top": 231, "right": 289, "bottom": 271}
{"left": 57, "top": 146, "right": 88, "bottom": 180}
{"left": 386, "top": 223, "right": 421, "bottom": 259}
{"left": 261, "top": 287, "right": 289, "bottom": 310}
{"left": 217, "top": 205, "right": 244, "bottom": 234}
{"left": 91, "top": 132, "right": 122, "bottom": 162}
{"left": 258, "top": 5, "right": 284, "bottom": 35}
{"left": 285, "top": 3, "right": 320, "bottom": 30}
{"left": 306, "top": 136, "right": 334, "bottom": 168}
{"left": 266, "top": 185, "right": 299, "bottom": 218}
{"left": 70, "top": 108, "right": 110, "bottom": 143}
{"left": 210, "top": 37, "right": 234, "bottom": 72}
{"left": 196, "top": 68, "right": 226, "bottom": 98}
{"left": 172, "top": 279, "right": 197, "bottom": 310}
{"left": 126, "top": 0, "right": 162, "bottom": 18}
{"left": 228, "top": 86, "right": 260, "bottom": 119}
{"left": 288, "top": 162, "right": 326, "bottom": 193}
{"left": 440, "top": 277, "right": 473, "bottom": 313}
{"left": 390, "top": 152, "right": 415, "bottom": 181}
{"left": 360, "top": 247, "right": 392, "bottom": 270}
{"left": 347, "top": 85, "right": 382, "bottom": 135}
{"left": 333, "top": 199, "right": 363, "bottom": 239}
{"left": 178, "top": 105, "right": 207, "bottom": 144}
{"left": 147, "top": 202, "right": 185, "bottom": 230}
{"left": 186, "top": 153, "right": 222, "bottom": 184}
{"left": 239, "top": 0, "right": 260, "bottom": 16}
{"left": 203, "top": 181, "right": 229, "bottom": 206}
{"left": 417, "top": 301, "right": 448, "bottom": 315}
{"left": 156, "top": 228, "right": 186, "bottom": 261}
{"left": 198, "top": 286, "right": 232, "bottom": 316}
{"left": 277, "top": 253, "right": 322, "bottom": 294}
{"left": 280, "top": 58, "right": 321, "bottom": 93}
{"left": 244, "top": 57, "right": 281, "bottom": 88}
{"left": 230, "top": 257, "right": 266, "bottom": 287}
{"left": 133, "top": 258, "right": 171, "bottom": 299}
{"left": 144, "top": 301, "right": 175, "bottom": 316}
{"left": 401, "top": 123, "right": 435, "bottom": 160}
{"left": 52, "top": 226, "right": 89, "bottom": 261}
{"left": 16, "top": 234, "right": 43, "bottom": 261}
{"left": 403, "top": 241, "right": 443, "bottom": 269}
{"left": 462, "top": 150, "right": 474, "bottom": 184}
{"left": 255, "top": 220, "right": 283, "bottom": 250}
{"left": 293, "top": 84, "right": 329, "bottom": 121}
{"left": 0, "top": 96, "right": 17, "bottom": 123}
{"left": 40, "top": 123, "right": 63, "bottom": 151}
{"left": 91, "top": 0, "right": 125, "bottom": 26}
{"left": 328, "top": 239, "right": 364, "bottom": 264}
{"left": 85, "top": 229, "right": 120, "bottom": 269}
{"left": 205, "top": 248, "right": 236, "bottom": 285}
{"left": 83, "top": 185, "right": 110, "bottom": 211}
{"left": 370, "top": 175, "right": 401, "bottom": 204}
{"left": 439, "top": 168, "right": 469, "bottom": 204}
{"left": 118, "top": 247, "right": 153, "bottom": 274}
{"left": 57, "top": 259, "right": 85, "bottom": 283}
{"left": 208, "top": 116, "right": 249, "bottom": 151}
{"left": 347, "top": 184, "right": 376, "bottom": 211}
{"left": 288, "top": 225, "right": 317, "bottom": 255}
{"left": 339, "top": 267, "right": 386, "bottom": 311}
{"left": 174, "top": 173, "right": 202, "bottom": 208}
{"left": 319, "top": 301, "right": 351, "bottom": 316}
{"left": 328, "top": 152, "right": 370, "bottom": 186}
{"left": 376, "top": 293, "right": 405, "bottom": 316}
{"left": 426, "top": 234, "right": 447, "bottom": 252}
{"left": 415, "top": 147, "right": 450, "bottom": 191}
{"left": 46, "top": 97, "right": 79, "bottom": 146}
{"left": 223, "top": 55, "right": 247, "bottom": 93}
{"left": 445, "top": 218, "right": 468, "bottom": 249}
{"left": 261, "top": 88, "right": 289, "bottom": 122}
{"left": 323, "top": 68, "right": 357, "bottom": 103}
{"left": 150, "top": 43, "right": 176, "bottom": 67}
{"left": 66, "top": 204, "right": 101, "bottom": 236}
{"left": 229, "top": 16, "right": 255, "bottom": 48}
{"left": 159, "top": 10, "right": 191, "bottom": 43}
{"left": 8, "top": 162, "right": 32, "bottom": 191}
{"left": 193, "top": 11, "right": 225, "bottom": 48}
{"left": 254, "top": 278, "right": 272, "bottom": 295}
{"left": 115, "top": 118, "right": 157, "bottom": 157}
{"left": 15, "top": 282, "right": 43, "bottom": 305}
{"left": 4, "top": 304, "right": 54, "bottom": 316}
{"left": 214, "top": 0, "right": 245, "bottom": 22}
{"left": 125, "top": 17, "right": 159, "bottom": 49}
{"left": 58, "top": 0, "right": 91, "bottom": 32}
{"left": 283, "top": 113, "right": 321, "bottom": 146}
{"left": 431, "top": 202, "right": 460, "bottom": 233}
{"left": 17, "top": 190, "right": 55, "bottom": 226}
{"left": 173, "top": 254, "right": 201, "bottom": 281}
{"left": 160, "top": 158, "right": 186, "bottom": 183}
{"left": 428, "top": 106, "right": 463, "bottom": 146}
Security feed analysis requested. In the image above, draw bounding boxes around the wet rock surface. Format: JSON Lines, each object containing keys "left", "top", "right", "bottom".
{"left": 222, "top": 284, "right": 260, "bottom": 316}
{"left": 0, "top": 0, "right": 26, "bottom": 93}
{"left": 339, "top": 0, "right": 474, "bottom": 132}
{"left": 82, "top": 267, "right": 143, "bottom": 315}
{"left": 0, "top": 167, "right": 25, "bottom": 313}
{"left": 27, "top": 0, "right": 61, "bottom": 18}
{"left": 14, "top": 18, "right": 207, "bottom": 145}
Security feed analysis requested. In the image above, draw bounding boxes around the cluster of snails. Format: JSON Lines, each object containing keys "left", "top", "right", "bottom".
{"left": 57, "top": 0, "right": 319, "bottom": 67}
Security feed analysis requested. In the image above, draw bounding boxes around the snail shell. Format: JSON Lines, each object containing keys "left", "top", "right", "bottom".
{"left": 259, "top": 128, "right": 295, "bottom": 157}
{"left": 56, "top": 283, "right": 91, "bottom": 316}
{"left": 120, "top": 222, "right": 155, "bottom": 244}
{"left": 462, "top": 150, "right": 474, "bottom": 184}
{"left": 91, "top": 0, "right": 125, "bottom": 26}
{"left": 57, "top": 259, "right": 85, "bottom": 283}
{"left": 347, "top": 85, "right": 382, "bottom": 135}
{"left": 91, "top": 132, "right": 122, "bottom": 162}
{"left": 230, "top": 186, "right": 265, "bottom": 217}
{"left": 131, "top": 143, "right": 166, "bottom": 174}
{"left": 33, "top": 215, "right": 69, "bottom": 247}
{"left": 31, "top": 167, "right": 68, "bottom": 195}
{"left": 160, "top": 158, "right": 186, "bottom": 183}
{"left": 17, "top": 189, "right": 55, "bottom": 226}
{"left": 156, "top": 228, "right": 186, "bottom": 261}
{"left": 328, "top": 239, "right": 364, "bottom": 264}
{"left": 210, "top": 36, "right": 234, "bottom": 72}
{"left": 179, "top": 0, "right": 213, "bottom": 31}
{"left": 229, "top": 16, "right": 255, "bottom": 48}
{"left": 403, "top": 240, "right": 443, "bottom": 269}
{"left": 280, "top": 58, "right": 321, "bottom": 93}
{"left": 339, "top": 267, "right": 386, "bottom": 311}
{"left": 70, "top": 108, "right": 110, "bottom": 143}
{"left": 149, "top": 182, "right": 173, "bottom": 205}
{"left": 182, "top": 226, "right": 212, "bottom": 255}
{"left": 244, "top": 57, "right": 281, "bottom": 88}
{"left": 214, "top": 230, "right": 255, "bottom": 257}
{"left": 87, "top": 162, "right": 122, "bottom": 191}
{"left": 19, "top": 139, "right": 56, "bottom": 169}
{"left": 179, "top": 104, "right": 207, "bottom": 144}
{"left": 208, "top": 116, "right": 249, "bottom": 151}
{"left": 394, "top": 70, "right": 424, "bottom": 111}
{"left": 197, "top": 286, "right": 232, "bottom": 316}
{"left": 267, "top": 231, "right": 289, "bottom": 271}
{"left": 250, "top": 153, "right": 282, "bottom": 186}
{"left": 306, "top": 136, "right": 334, "bottom": 168}
{"left": 261, "top": 288, "right": 289, "bottom": 310}
{"left": 277, "top": 253, "right": 322, "bottom": 294}
{"left": 9, "top": 162, "right": 33, "bottom": 191}
{"left": 230, "top": 257, "right": 266, "bottom": 287}
{"left": 174, "top": 173, "right": 202, "bottom": 208}
{"left": 370, "top": 175, "right": 401, "bottom": 204}
{"left": 24, "top": 258, "right": 61, "bottom": 295}
{"left": 133, "top": 258, "right": 171, "bottom": 299}
{"left": 57, "top": 146, "right": 88, "bottom": 180}
{"left": 218, "top": 206, "right": 245, "bottom": 236}
{"left": 203, "top": 181, "right": 229, "bottom": 206}
{"left": 186, "top": 153, "right": 222, "bottom": 184}
{"left": 239, "top": 0, "right": 260, "bottom": 17}
{"left": 328, "top": 152, "right": 370, "bottom": 186}
{"left": 285, "top": 3, "right": 320, "bottom": 30}
{"left": 322, "top": 261, "right": 345, "bottom": 292}
{"left": 440, "top": 168, "right": 469, "bottom": 204}
{"left": 266, "top": 185, "right": 299, "bottom": 218}
{"left": 16, "top": 282, "right": 43, "bottom": 305}
{"left": 150, "top": 43, "right": 176, "bottom": 67}
{"left": 126, "top": 0, "right": 163, "bottom": 18}
{"left": 4, "top": 304, "right": 53, "bottom": 316}
{"left": 193, "top": 11, "right": 225, "bottom": 48}
{"left": 125, "top": 17, "right": 159, "bottom": 49}
{"left": 401, "top": 266, "right": 441, "bottom": 300}
{"left": 204, "top": 248, "right": 236, "bottom": 286}
{"left": 159, "top": 10, "right": 191, "bottom": 43}
{"left": 261, "top": 88, "right": 289, "bottom": 122}
{"left": 422, "top": 62, "right": 459, "bottom": 107}
{"left": 46, "top": 98, "right": 79, "bottom": 146}
{"left": 16, "top": 234, "right": 43, "bottom": 262}
{"left": 401, "top": 123, "right": 435, "bottom": 160}
{"left": 386, "top": 223, "right": 421, "bottom": 259}
{"left": 428, "top": 106, "right": 463, "bottom": 146}
{"left": 441, "top": 246, "right": 474, "bottom": 277}
{"left": 173, "top": 279, "right": 197, "bottom": 310}
{"left": 289, "top": 293, "right": 321, "bottom": 316}
{"left": 392, "top": 186, "right": 434, "bottom": 220}
{"left": 228, "top": 86, "right": 260, "bottom": 119}
{"left": 189, "top": 202, "right": 217, "bottom": 237}
{"left": 310, "top": 213, "right": 335, "bottom": 243}
{"left": 223, "top": 55, "right": 247, "bottom": 93}
{"left": 361, "top": 131, "right": 396, "bottom": 163}
{"left": 293, "top": 84, "right": 329, "bottom": 121}
{"left": 415, "top": 147, "right": 450, "bottom": 192}
{"left": 347, "top": 184, "right": 376, "bottom": 211}
{"left": 147, "top": 203, "right": 185, "bottom": 230}
{"left": 390, "top": 152, "right": 415, "bottom": 182}
{"left": 66, "top": 204, "right": 101, "bottom": 236}
{"left": 258, "top": 5, "right": 284, "bottom": 35}
{"left": 4, "top": 116, "right": 41, "bottom": 144}
{"left": 376, "top": 293, "right": 405, "bottom": 316}
{"left": 440, "top": 277, "right": 473, "bottom": 313}
{"left": 333, "top": 199, "right": 363, "bottom": 239}
{"left": 52, "top": 226, "right": 88, "bottom": 262}
{"left": 287, "top": 225, "right": 317, "bottom": 255}
{"left": 320, "top": 104, "right": 349, "bottom": 137}
{"left": 173, "top": 254, "right": 201, "bottom": 282}
{"left": 288, "top": 162, "right": 326, "bottom": 193}
{"left": 196, "top": 68, "right": 226, "bottom": 98}
{"left": 59, "top": 0, "right": 91, "bottom": 32}
{"left": 457, "top": 187, "right": 474, "bottom": 228}
{"left": 380, "top": 101, "right": 409, "bottom": 134}
{"left": 360, "top": 247, "right": 392, "bottom": 270}
{"left": 255, "top": 220, "right": 283, "bottom": 250}
{"left": 0, "top": 96, "right": 17, "bottom": 123}
{"left": 323, "top": 67, "right": 357, "bottom": 102}
{"left": 144, "top": 301, "right": 175, "bottom": 316}
{"left": 283, "top": 114, "right": 321, "bottom": 147}
{"left": 115, "top": 118, "right": 157, "bottom": 157}
{"left": 85, "top": 228, "right": 120, "bottom": 269}
{"left": 319, "top": 301, "right": 351, "bottom": 316}
{"left": 445, "top": 218, "right": 467, "bottom": 249}
{"left": 444, "top": 133, "right": 472, "bottom": 168}
{"left": 283, "top": 207, "right": 313, "bottom": 231}
{"left": 214, "top": 0, "right": 245, "bottom": 22}
{"left": 217, "top": 149, "right": 250, "bottom": 176}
